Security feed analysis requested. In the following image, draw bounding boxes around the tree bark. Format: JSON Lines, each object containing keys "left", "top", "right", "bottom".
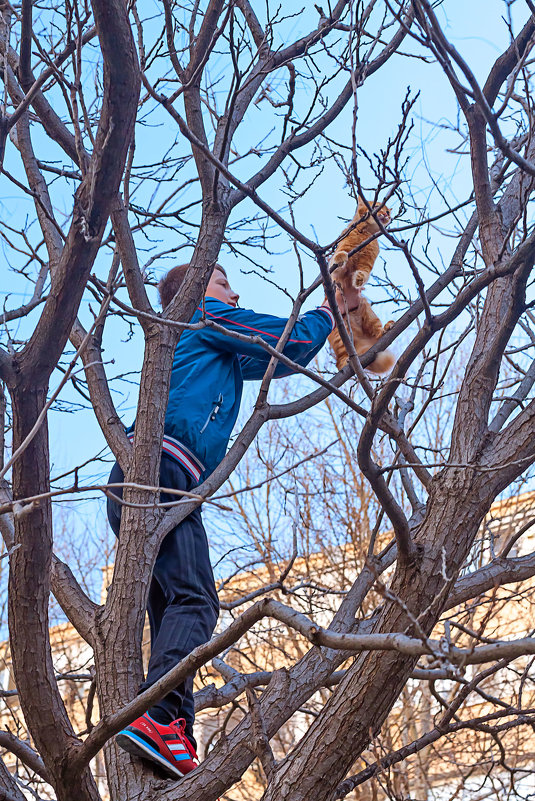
{"left": 9, "top": 387, "right": 100, "bottom": 801}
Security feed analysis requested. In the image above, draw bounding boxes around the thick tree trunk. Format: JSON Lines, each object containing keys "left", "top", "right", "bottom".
{"left": 8, "top": 387, "right": 99, "bottom": 801}
{"left": 260, "top": 472, "right": 493, "bottom": 801}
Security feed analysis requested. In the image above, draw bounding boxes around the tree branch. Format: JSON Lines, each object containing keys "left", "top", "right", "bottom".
{"left": 447, "top": 550, "right": 535, "bottom": 608}
{"left": 0, "top": 731, "right": 51, "bottom": 784}
{"left": 335, "top": 707, "right": 535, "bottom": 798}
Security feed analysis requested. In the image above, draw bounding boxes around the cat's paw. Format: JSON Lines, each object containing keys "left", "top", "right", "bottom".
{"left": 331, "top": 250, "right": 348, "bottom": 269}
{"left": 383, "top": 320, "right": 395, "bottom": 332}
{"left": 353, "top": 270, "right": 368, "bottom": 287}
{"left": 369, "top": 323, "right": 384, "bottom": 338}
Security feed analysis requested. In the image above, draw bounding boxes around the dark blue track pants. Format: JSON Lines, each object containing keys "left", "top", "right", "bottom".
{"left": 106, "top": 455, "right": 219, "bottom": 746}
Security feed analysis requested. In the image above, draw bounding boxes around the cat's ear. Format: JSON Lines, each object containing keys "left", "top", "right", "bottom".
{"left": 356, "top": 195, "right": 368, "bottom": 216}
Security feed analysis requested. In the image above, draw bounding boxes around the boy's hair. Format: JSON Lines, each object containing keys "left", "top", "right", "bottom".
{"left": 158, "top": 264, "right": 189, "bottom": 309}
{"left": 158, "top": 263, "right": 227, "bottom": 308}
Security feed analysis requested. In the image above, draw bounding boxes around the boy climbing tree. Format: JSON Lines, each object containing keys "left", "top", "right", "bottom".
{"left": 107, "top": 263, "right": 361, "bottom": 777}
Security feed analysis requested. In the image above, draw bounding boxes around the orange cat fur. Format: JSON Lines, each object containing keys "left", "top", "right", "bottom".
{"left": 328, "top": 197, "right": 395, "bottom": 373}
{"left": 329, "top": 301, "right": 395, "bottom": 373}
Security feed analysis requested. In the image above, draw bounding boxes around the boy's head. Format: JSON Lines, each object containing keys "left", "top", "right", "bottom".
{"left": 158, "top": 263, "right": 239, "bottom": 309}
{"left": 206, "top": 265, "right": 239, "bottom": 307}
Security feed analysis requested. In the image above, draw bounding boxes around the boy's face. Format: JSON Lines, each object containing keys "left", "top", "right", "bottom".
{"left": 206, "top": 267, "right": 240, "bottom": 307}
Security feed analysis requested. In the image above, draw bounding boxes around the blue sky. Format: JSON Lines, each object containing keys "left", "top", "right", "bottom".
{"left": 1, "top": 0, "right": 533, "bottom": 598}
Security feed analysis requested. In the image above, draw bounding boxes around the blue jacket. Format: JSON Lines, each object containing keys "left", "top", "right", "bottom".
{"left": 132, "top": 298, "right": 335, "bottom": 483}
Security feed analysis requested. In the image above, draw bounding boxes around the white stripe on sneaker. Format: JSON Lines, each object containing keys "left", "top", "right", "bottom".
{"left": 116, "top": 730, "right": 186, "bottom": 779}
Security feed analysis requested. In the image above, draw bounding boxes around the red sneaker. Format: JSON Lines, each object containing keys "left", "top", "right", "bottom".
{"left": 116, "top": 713, "right": 199, "bottom": 779}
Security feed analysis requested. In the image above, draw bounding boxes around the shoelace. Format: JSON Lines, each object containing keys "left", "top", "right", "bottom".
{"left": 168, "top": 721, "right": 218, "bottom": 799}
{"left": 168, "top": 718, "right": 197, "bottom": 760}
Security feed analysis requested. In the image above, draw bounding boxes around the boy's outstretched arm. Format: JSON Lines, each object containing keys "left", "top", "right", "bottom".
{"left": 202, "top": 283, "right": 361, "bottom": 380}
{"left": 199, "top": 299, "right": 337, "bottom": 380}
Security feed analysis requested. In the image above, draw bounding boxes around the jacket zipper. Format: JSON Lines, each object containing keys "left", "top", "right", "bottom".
{"left": 200, "top": 393, "right": 224, "bottom": 433}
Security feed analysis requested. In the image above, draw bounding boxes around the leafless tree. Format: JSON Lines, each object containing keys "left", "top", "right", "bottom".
{"left": 1, "top": 1, "right": 535, "bottom": 800}
{"left": 203, "top": 389, "right": 535, "bottom": 801}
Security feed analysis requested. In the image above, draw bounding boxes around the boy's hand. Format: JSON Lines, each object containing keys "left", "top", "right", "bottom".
{"left": 324, "top": 286, "right": 362, "bottom": 317}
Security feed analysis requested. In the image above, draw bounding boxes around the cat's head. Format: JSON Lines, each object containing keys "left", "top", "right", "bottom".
{"left": 356, "top": 196, "right": 391, "bottom": 232}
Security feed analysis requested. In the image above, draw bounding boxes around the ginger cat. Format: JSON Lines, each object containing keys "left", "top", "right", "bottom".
{"left": 328, "top": 197, "right": 395, "bottom": 374}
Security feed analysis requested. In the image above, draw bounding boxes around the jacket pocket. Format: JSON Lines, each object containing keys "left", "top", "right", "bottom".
{"left": 200, "top": 393, "right": 224, "bottom": 433}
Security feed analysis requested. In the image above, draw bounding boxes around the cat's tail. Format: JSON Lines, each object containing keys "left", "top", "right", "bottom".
{"left": 367, "top": 350, "right": 395, "bottom": 374}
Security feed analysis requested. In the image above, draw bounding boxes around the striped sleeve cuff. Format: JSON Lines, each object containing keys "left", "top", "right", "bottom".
{"left": 317, "top": 305, "right": 336, "bottom": 331}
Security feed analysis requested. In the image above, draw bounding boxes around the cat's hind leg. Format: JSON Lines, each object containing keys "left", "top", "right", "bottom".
{"left": 359, "top": 297, "right": 384, "bottom": 338}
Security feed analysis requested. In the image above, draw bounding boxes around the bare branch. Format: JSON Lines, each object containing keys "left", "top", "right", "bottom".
{"left": 0, "top": 731, "right": 51, "bottom": 784}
